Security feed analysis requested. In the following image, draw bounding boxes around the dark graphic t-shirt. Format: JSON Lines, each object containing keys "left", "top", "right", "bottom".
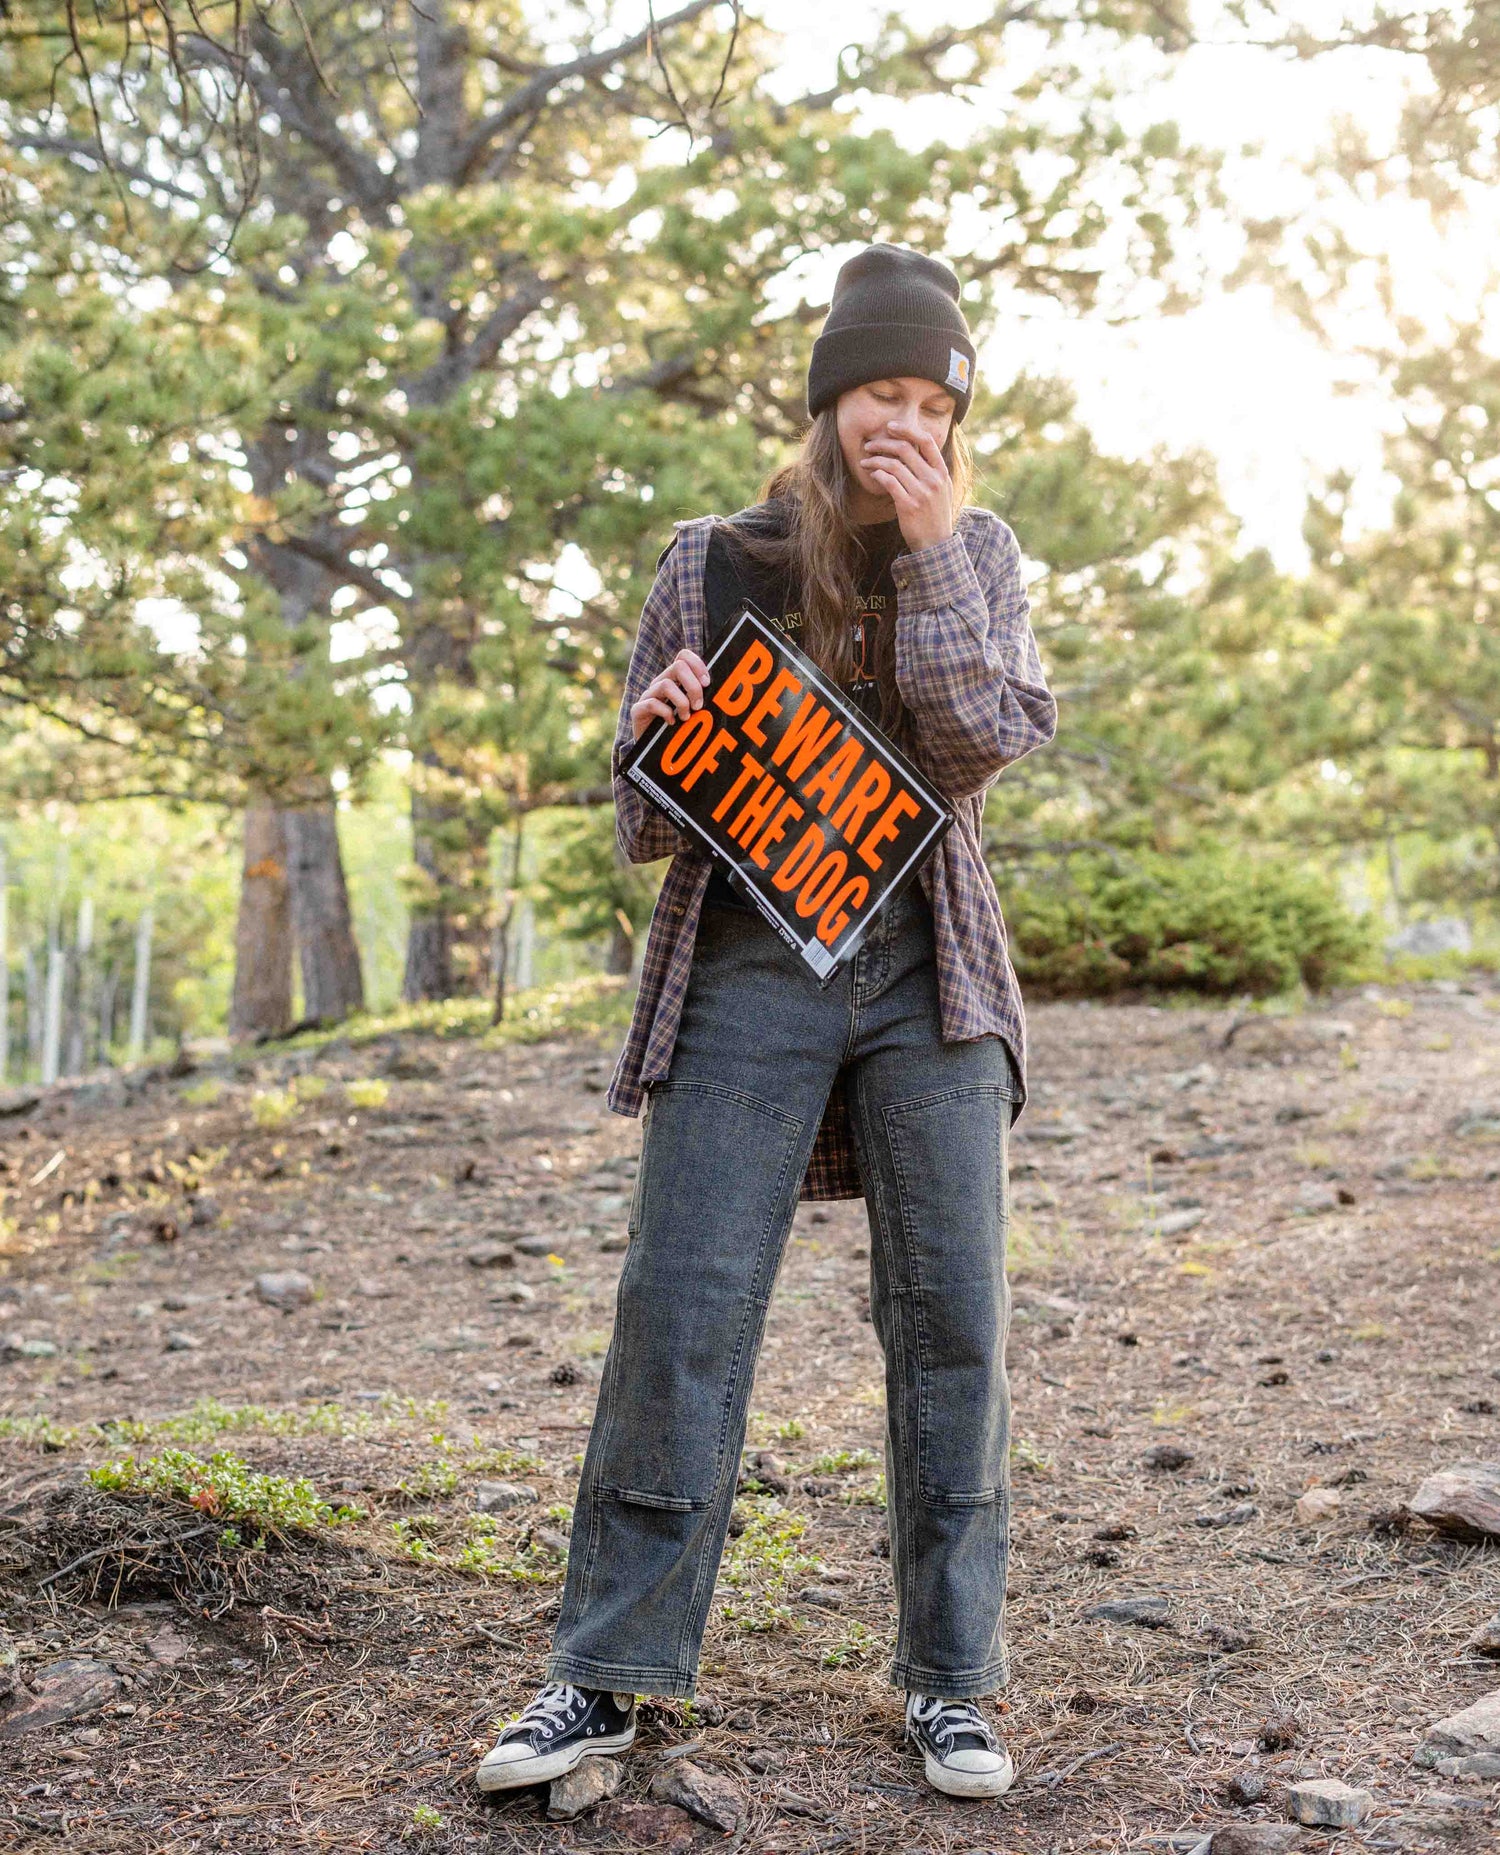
{"left": 699, "top": 502, "right": 907, "bottom": 911}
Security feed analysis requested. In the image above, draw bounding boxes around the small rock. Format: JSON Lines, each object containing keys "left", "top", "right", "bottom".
{"left": 1292, "top": 1183, "right": 1342, "bottom": 1215}
{"left": 1224, "top": 1770, "right": 1270, "bottom": 1806}
{"left": 1259, "top": 1713, "right": 1300, "bottom": 1751}
{"left": 254, "top": 1270, "right": 315, "bottom": 1310}
{"left": 356, "top": 1279, "right": 397, "bottom": 1299}
{"left": 1466, "top": 1615, "right": 1500, "bottom": 1658}
{"left": 1144, "top": 1443, "right": 1194, "bottom": 1472}
{"left": 739, "top": 1450, "right": 789, "bottom": 1495}
{"left": 548, "top": 1755, "right": 623, "bottom": 1819}
{"left": 1195, "top": 1503, "right": 1259, "bottom": 1530}
{"left": 514, "top": 1235, "right": 559, "bottom": 1257}
{"left": 493, "top": 1282, "right": 537, "bottom": 1305}
{"left": 1211, "top": 1828, "right": 1303, "bottom": 1855}
{"left": 145, "top": 1627, "right": 194, "bottom": 1665}
{"left": 1294, "top": 1487, "right": 1342, "bottom": 1525}
{"left": 0, "top": 1659, "right": 123, "bottom": 1736}
{"left": 744, "top": 1745, "right": 785, "bottom": 1772}
{"left": 797, "top": 1585, "right": 845, "bottom": 1610}
{"left": 532, "top": 1527, "right": 570, "bottom": 1559}
{"left": 1405, "top": 1461, "right": 1500, "bottom": 1541}
{"left": 164, "top": 1331, "right": 202, "bottom": 1352}
{"left": 1199, "top": 1623, "right": 1257, "bottom": 1654}
{"left": 647, "top": 1758, "right": 746, "bottom": 1833}
{"left": 3, "top": 1336, "right": 58, "bottom": 1360}
{"left": 474, "top": 1481, "right": 538, "bottom": 1513}
{"left": 1434, "top": 1752, "right": 1500, "bottom": 1778}
{"left": 599, "top": 1234, "right": 629, "bottom": 1253}
{"left": 466, "top": 1243, "right": 516, "bottom": 1269}
{"left": 1423, "top": 1690, "right": 1500, "bottom": 1758}
{"left": 1284, "top": 1778, "right": 1374, "bottom": 1827}
{"left": 187, "top": 1195, "right": 221, "bottom": 1228}
{"left": 1154, "top": 1209, "right": 1207, "bottom": 1238}
{"left": 1086, "top": 1595, "right": 1172, "bottom": 1629}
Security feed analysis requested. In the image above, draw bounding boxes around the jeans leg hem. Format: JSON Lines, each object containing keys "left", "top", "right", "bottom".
{"left": 888, "top": 1653, "right": 1010, "bottom": 1697}
{"left": 545, "top": 1652, "right": 697, "bottom": 1700}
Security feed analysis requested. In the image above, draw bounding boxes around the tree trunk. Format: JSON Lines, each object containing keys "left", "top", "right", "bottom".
{"left": 401, "top": 607, "right": 490, "bottom": 1004}
{"left": 230, "top": 802, "right": 294, "bottom": 1040}
{"left": 403, "top": 799, "right": 454, "bottom": 1003}
{"left": 284, "top": 804, "right": 365, "bottom": 1024}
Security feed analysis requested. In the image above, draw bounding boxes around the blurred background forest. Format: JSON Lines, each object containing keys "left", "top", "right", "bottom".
{"left": 4, "top": 0, "right": 1500, "bottom": 1080}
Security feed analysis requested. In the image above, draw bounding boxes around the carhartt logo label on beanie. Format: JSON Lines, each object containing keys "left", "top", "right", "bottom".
{"left": 806, "top": 242, "right": 978, "bottom": 425}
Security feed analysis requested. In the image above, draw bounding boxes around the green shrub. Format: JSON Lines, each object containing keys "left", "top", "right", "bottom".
{"left": 998, "top": 848, "right": 1375, "bottom": 997}
{"left": 88, "top": 1448, "right": 362, "bottom": 1544}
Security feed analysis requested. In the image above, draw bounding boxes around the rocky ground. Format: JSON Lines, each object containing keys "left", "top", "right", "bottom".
{"left": 1, "top": 977, "right": 1498, "bottom": 1853}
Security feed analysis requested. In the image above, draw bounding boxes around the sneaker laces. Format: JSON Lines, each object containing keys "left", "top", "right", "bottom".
{"left": 502, "top": 1682, "right": 585, "bottom": 1744}
{"left": 909, "top": 1694, "right": 1000, "bottom": 1754}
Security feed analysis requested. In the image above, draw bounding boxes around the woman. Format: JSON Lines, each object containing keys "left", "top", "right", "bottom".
{"left": 477, "top": 244, "right": 1057, "bottom": 1801}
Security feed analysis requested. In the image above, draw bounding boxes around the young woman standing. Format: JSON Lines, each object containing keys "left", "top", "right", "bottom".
{"left": 477, "top": 244, "right": 1057, "bottom": 1801}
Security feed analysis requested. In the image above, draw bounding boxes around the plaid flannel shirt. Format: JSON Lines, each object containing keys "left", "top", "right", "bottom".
{"left": 607, "top": 504, "right": 1058, "bottom": 1200}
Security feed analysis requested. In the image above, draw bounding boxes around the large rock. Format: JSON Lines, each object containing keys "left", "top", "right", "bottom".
{"left": 1284, "top": 1778, "right": 1373, "bottom": 1826}
{"left": 647, "top": 1758, "right": 746, "bottom": 1833}
{"left": 1423, "top": 1690, "right": 1500, "bottom": 1758}
{"left": 547, "top": 1755, "right": 623, "bottom": 1819}
{"left": 0, "top": 1659, "right": 123, "bottom": 1736}
{"left": 598, "top": 1800, "right": 697, "bottom": 1847}
{"left": 1211, "top": 1827, "right": 1303, "bottom": 1855}
{"left": 254, "top": 1270, "right": 315, "bottom": 1310}
{"left": 1405, "top": 1462, "right": 1500, "bottom": 1541}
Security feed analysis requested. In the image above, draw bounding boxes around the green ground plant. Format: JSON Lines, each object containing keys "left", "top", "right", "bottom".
{"left": 89, "top": 1448, "right": 363, "bottom": 1546}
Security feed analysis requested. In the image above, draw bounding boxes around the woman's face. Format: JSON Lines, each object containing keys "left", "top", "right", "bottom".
{"left": 836, "top": 376, "right": 957, "bottom": 501}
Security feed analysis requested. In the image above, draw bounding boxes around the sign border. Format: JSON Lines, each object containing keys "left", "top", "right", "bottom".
{"left": 620, "top": 607, "right": 953, "bottom": 984}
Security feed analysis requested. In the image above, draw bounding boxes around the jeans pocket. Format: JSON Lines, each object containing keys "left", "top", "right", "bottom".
{"left": 882, "top": 1082, "right": 1010, "bottom": 1507}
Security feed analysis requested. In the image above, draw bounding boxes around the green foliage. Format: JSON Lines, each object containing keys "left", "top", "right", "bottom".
{"left": 719, "top": 1501, "right": 821, "bottom": 1633}
{"left": 250, "top": 1087, "right": 300, "bottom": 1129}
{"left": 807, "top": 1447, "right": 880, "bottom": 1475}
{"left": 1001, "top": 848, "right": 1375, "bottom": 997}
{"left": 88, "top": 1448, "right": 363, "bottom": 1541}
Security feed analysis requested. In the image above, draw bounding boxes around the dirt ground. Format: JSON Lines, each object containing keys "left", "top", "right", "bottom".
{"left": 1, "top": 977, "right": 1498, "bottom": 1854}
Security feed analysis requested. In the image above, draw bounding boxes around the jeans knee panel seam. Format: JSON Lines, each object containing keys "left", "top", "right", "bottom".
{"left": 674, "top": 1123, "right": 807, "bottom": 1678}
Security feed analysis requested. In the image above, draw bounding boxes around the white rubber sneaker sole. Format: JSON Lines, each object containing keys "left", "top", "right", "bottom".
{"left": 475, "top": 1722, "right": 636, "bottom": 1792}
{"left": 915, "top": 1741, "right": 1016, "bottom": 1799}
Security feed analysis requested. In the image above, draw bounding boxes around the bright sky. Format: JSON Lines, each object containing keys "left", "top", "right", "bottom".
{"left": 750, "top": 0, "right": 1496, "bottom": 568}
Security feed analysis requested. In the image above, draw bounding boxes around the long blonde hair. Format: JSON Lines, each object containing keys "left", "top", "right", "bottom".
{"left": 718, "top": 408, "right": 974, "bottom": 749}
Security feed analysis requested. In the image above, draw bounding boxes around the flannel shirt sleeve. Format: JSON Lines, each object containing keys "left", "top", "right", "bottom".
{"left": 891, "top": 515, "right": 1058, "bottom": 801}
{"left": 611, "top": 537, "right": 692, "bottom": 864}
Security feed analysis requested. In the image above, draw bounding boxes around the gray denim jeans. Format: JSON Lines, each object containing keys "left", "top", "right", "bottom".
{"left": 545, "top": 881, "right": 1018, "bottom": 1699}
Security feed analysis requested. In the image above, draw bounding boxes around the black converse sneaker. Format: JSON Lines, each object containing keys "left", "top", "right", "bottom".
{"left": 475, "top": 1682, "right": 636, "bottom": 1790}
{"left": 904, "top": 1692, "right": 1015, "bottom": 1798}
